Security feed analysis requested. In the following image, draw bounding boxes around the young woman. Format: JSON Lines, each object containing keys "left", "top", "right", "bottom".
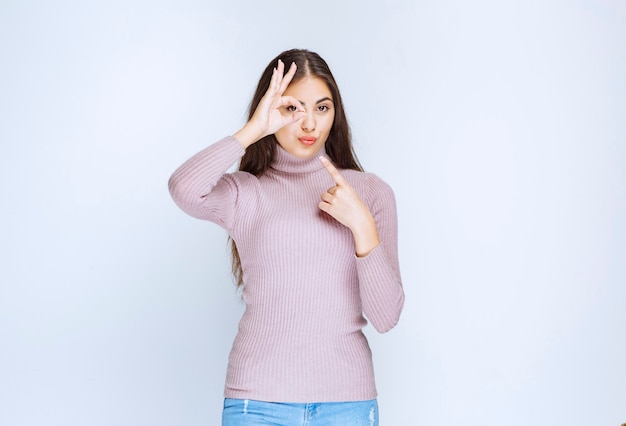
{"left": 169, "top": 49, "right": 404, "bottom": 425}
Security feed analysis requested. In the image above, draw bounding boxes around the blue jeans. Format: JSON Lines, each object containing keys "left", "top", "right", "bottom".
{"left": 222, "top": 398, "right": 379, "bottom": 425}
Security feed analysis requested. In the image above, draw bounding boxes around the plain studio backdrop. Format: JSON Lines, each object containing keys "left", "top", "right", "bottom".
{"left": 1, "top": 1, "right": 624, "bottom": 425}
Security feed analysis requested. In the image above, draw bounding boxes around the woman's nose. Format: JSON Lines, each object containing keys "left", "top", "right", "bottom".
{"left": 301, "top": 112, "right": 315, "bottom": 132}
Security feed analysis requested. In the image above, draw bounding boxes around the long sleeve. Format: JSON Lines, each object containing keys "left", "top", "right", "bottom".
{"left": 168, "top": 136, "right": 247, "bottom": 230}
{"left": 355, "top": 174, "right": 404, "bottom": 333}
{"left": 168, "top": 141, "right": 404, "bottom": 402}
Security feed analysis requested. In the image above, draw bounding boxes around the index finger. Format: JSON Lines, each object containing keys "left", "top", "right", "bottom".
{"left": 319, "top": 156, "right": 347, "bottom": 186}
{"left": 278, "top": 62, "right": 298, "bottom": 94}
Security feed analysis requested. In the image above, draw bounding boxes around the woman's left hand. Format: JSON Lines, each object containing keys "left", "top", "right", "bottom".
{"left": 318, "top": 157, "right": 380, "bottom": 257}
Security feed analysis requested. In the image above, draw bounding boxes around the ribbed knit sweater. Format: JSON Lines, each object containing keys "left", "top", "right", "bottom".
{"left": 168, "top": 136, "right": 404, "bottom": 403}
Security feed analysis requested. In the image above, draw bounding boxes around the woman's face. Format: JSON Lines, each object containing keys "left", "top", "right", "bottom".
{"left": 274, "top": 77, "right": 335, "bottom": 158}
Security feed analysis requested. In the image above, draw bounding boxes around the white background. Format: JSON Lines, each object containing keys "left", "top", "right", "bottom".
{"left": 1, "top": 1, "right": 624, "bottom": 425}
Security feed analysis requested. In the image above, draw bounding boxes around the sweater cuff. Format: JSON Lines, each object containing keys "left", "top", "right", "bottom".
{"left": 355, "top": 244, "right": 403, "bottom": 289}
{"left": 223, "top": 135, "right": 247, "bottom": 157}
{"left": 355, "top": 244, "right": 392, "bottom": 277}
{"left": 354, "top": 243, "right": 387, "bottom": 268}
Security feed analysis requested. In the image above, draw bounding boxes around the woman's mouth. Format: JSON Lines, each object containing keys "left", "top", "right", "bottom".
{"left": 299, "top": 136, "right": 317, "bottom": 146}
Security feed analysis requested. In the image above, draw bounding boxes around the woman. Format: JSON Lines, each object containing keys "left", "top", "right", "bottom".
{"left": 169, "top": 49, "right": 404, "bottom": 425}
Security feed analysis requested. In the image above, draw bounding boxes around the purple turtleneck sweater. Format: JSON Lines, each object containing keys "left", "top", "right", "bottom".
{"left": 168, "top": 136, "right": 404, "bottom": 403}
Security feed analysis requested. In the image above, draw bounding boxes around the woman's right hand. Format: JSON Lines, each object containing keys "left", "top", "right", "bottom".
{"left": 233, "top": 60, "right": 305, "bottom": 148}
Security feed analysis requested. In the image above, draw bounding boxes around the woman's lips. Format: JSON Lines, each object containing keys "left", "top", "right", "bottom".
{"left": 299, "top": 136, "right": 317, "bottom": 146}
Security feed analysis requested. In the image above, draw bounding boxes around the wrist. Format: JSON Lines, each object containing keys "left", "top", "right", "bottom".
{"left": 233, "top": 122, "right": 265, "bottom": 148}
{"left": 351, "top": 216, "right": 380, "bottom": 257}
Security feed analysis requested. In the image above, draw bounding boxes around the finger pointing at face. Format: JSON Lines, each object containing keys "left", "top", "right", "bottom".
{"left": 319, "top": 156, "right": 348, "bottom": 186}
{"left": 317, "top": 156, "right": 381, "bottom": 256}
{"left": 318, "top": 156, "right": 362, "bottom": 227}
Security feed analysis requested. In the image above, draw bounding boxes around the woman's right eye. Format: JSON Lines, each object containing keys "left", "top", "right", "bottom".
{"left": 286, "top": 105, "right": 298, "bottom": 112}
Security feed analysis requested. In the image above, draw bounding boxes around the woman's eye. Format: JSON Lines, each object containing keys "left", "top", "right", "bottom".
{"left": 286, "top": 105, "right": 298, "bottom": 112}
{"left": 318, "top": 105, "right": 330, "bottom": 112}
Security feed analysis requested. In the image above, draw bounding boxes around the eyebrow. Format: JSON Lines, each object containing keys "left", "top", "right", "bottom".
{"left": 299, "top": 97, "right": 334, "bottom": 106}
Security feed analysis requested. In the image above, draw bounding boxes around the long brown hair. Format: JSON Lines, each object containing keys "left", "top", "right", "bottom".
{"left": 231, "top": 48, "right": 363, "bottom": 287}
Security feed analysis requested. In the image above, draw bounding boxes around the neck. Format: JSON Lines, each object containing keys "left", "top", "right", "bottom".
{"left": 271, "top": 144, "right": 327, "bottom": 174}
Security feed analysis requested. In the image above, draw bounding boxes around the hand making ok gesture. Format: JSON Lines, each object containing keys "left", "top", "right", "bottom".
{"left": 234, "top": 60, "right": 306, "bottom": 148}
{"left": 318, "top": 156, "right": 381, "bottom": 257}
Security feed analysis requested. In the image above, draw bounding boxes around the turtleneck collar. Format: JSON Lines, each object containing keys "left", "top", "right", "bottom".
{"left": 271, "top": 144, "right": 327, "bottom": 174}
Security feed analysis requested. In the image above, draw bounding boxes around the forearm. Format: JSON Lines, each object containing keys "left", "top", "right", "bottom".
{"left": 355, "top": 175, "right": 404, "bottom": 332}
{"left": 357, "top": 245, "right": 404, "bottom": 333}
{"left": 354, "top": 218, "right": 404, "bottom": 332}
